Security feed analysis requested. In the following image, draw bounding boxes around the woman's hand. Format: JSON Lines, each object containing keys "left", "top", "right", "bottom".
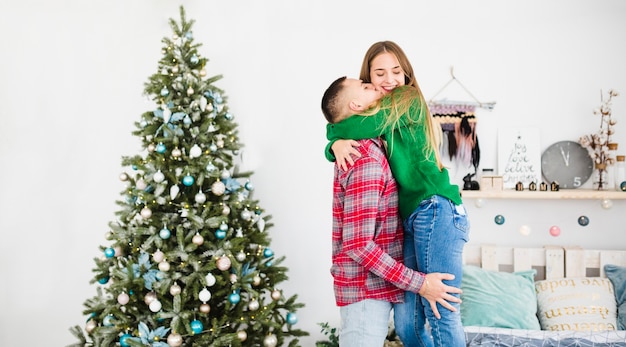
{"left": 417, "top": 273, "right": 462, "bottom": 319}
{"left": 331, "top": 139, "right": 361, "bottom": 171}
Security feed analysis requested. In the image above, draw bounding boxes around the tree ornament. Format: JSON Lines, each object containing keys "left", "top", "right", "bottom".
{"left": 103, "top": 315, "right": 115, "bottom": 326}
{"left": 119, "top": 172, "right": 129, "bottom": 181}
{"left": 187, "top": 86, "right": 194, "bottom": 95}
{"left": 156, "top": 143, "right": 166, "bottom": 154}
{"left": 190, "top": 320, "right": 203, "bottom": 334}
{"left": 136, "top": 179, "right": 147, "bottom": 190}
{"left": 144, "top": 292, "right": 157, "bottom": 305}
{"left": 229, "top": 273, "right": 238, "bottom": 283}
{"left": 222, "top": 205, "right": 231, "bottom": 215}
{"left": 211, "top": 181, "right": 226, "bottom": 196}
{"left": 248, "top": 299, "right": 259, "bottom": 311}
{"left": 104, "top": 247, "right": 115, "bottom": 258}
{"left": 147, "top": 143, "right": 156, "bottom": 152}
{"left": 171, "top": 147, "right": 182, "bottom": 158}
{"left": 216, "top": 138, "right": 224, "bottom": 148}
{"left": 263, "top": 248, "right": 274, "bottom": 258}
{"left": 153, "top": 249, "right": 165, "bottom": 263}
{"left": 170, "top": 184, "right": 180, "bottom": 200}
{"left": 220, "top": 169, "right": 231, "bottom": 179}
{"left": 166, "top": 332, "right": 183, "bottom": 347}
{"left": 117, "top": 292, "right": 130, "bottom": 305}
{"left": 216, "top": 256, "right": 231, "bottom": 271}
{"left": 257, "top": 218, "right": 266, "bottom": 232}
{"left": 192, "top": 233, "right": 204, "bottom": 245}
{"left": 119, "top": 333, "right": 132, "bottom": 347}
{"left": 263, "top": 334, "right": 277, "bottom": 347}
{"left": 271, "top": 289, "right": 281, "bottom": 301}
{"left": 286, "top": 312, "right": 298, "bottom": 325}
{"left": 205, "top": 273, "right": 216, "bottom": 287}
{"left": 240, "top": 209, "right": 252, "bottom": 221}
{"left": 158, "top": 261, "right": 170, "bottom": 272}
{"left": 153, "top": 170, "right": 165, "bottom": 183}
{"left": 237, "top": 330, "right": 247, "bottom": 341}
{"left": 160, "top": 87, "right": 169, "bottom": 97}
{"left": 159, "top": 226, "right": 171, "bottom": 239}
{"left": 206, "top": 162, "right": 216, "bottom": 172}
{"left": 236, "top": 251, "right": 246, "bottom": 262}
{"left": 215, "top": 229, "right": 226, "bottom": 240}
{"left": 253, "top": 275, "right": 262, "bottom": 286}
{"left": 182, "top": 174, "right": 195, "bottom": 186}
{"left": 189, "top": 144, "right": 202, "bottom": 158}
{"left": 85, "top": 319, "right": 97, "bottom": 333}
{"left": 200, "top": 68, "right": 207, "bottom": 77}
{"left": 140, "top": 207, "right": 152, "bottom": 219}
{"left": 199, "top": 303, "right": 210, "bottom": 313}
{"left": 244, "top": 181, "right": 254, "bottom": 191}
{"left": 169, "top": 283, "right": 181, "bottom": 296}
{"left": 149, "top": 299, "right": 162, "bottom": 312}
{"left": 98, "top": 276, "right": 109, "bottom": 284}
{"left": 228, "top": 292, "right": 241, "bottom": 304}
{"left": 209, "top": 143, "right": 217, "bottom": 152}
{"left": 198, "top": 287, "right": 211, "bottom": 302}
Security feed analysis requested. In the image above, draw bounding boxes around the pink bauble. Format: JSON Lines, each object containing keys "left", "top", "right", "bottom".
{"left": 117, "top": 292, "right": 130, "bottom": 305}
{"left": 167, "top": 332, "right": 183, "bottom": 347}
{"left": 216, "top": 256, "right": 231, "bottom": 271}
{"left": 549, "top": 225, "right": 561, "bottom": 237}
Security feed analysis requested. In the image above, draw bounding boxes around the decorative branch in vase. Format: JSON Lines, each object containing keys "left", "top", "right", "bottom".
{"left": 579, "top": 89, "right": 619, "bottom": 190}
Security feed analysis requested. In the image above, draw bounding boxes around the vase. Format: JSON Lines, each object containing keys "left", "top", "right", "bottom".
{"left": 593, "top": 163, "right": 608, "bottom": 190}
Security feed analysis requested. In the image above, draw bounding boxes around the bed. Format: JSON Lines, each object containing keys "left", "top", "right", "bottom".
{"left": 460, "top": 244, "right": 626, "bottom": 347}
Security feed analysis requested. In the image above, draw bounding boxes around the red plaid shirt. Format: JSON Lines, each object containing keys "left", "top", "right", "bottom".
{"left": 331, "top": 138, "right": 425, "bottom": 307}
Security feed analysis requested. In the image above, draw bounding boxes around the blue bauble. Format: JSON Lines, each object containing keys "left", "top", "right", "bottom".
{"left": 159, "top": 227, "right": 171, "bottom": 239}
{"left": 104, "top": 247, "right": 115, "bottom": 258}
{"left": 190, "top": 319, "right": 203, "bottom": 334}
{"left": 263, "top": 248, "right": 274, "bottom": 258}
{"left": 156, "top": 143, "right": 166, "bottom": 154}
{"left": 215, "top": 230, "right": 226, "bottom": 240}
{"left": 578, "top": 215, "right": 590, "bottom": 227}
{"left": 119, "top": 333, "right": 132, "bottom": 347}
{"left": 224, "top": 112, "right": 233, "bottom": 120}
{"left": 182, "top": 175, "right": 195, "bottom": 186}
{"left": 229, "top": 292, "right": 240, "bottom": 304}
{"left": 244, "top": 181, "right": 254, "bottom": 191}
{"left": 103, "top": 315, "right": 115, "bottom": 326}
{"left": 494, "top": 215, "right": 505, "bottom": 225}
{"left": 98, "top": 276, "right": 109, "bottom": 284}
{"left": 286, "top": 312, "right": 298, "bottom": 325}
{"left": 621, "top": 181, "right": 626, "bottom": 191}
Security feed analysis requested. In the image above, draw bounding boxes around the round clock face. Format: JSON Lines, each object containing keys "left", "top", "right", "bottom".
{"left": 541, "top": 140, "right": 594, "bottom": 189}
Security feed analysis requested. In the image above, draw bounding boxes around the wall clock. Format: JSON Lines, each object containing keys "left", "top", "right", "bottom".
{"left": 541, "top": 140, "right": 594, "bottom": 189}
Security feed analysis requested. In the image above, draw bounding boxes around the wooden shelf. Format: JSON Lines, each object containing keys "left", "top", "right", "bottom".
{"left": 461, "top": 189, "right": 626, "bottom": 200}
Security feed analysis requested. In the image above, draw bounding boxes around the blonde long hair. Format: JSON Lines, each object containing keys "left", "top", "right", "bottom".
{"left": 359, "top": 41, "right": 443, "bottom": 170}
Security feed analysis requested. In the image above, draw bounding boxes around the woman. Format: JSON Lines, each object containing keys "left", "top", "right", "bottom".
{"left": 326, "top": 41, "right": 470, "bottom": 347}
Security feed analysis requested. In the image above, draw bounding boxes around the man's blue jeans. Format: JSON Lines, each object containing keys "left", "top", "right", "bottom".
{"left": 394, "top": 195, "right": 470, "bottom": 347}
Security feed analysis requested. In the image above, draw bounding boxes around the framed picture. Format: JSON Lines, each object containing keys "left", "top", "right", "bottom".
{"left": 497, "top": 128, "right": 542, "bottom": 189}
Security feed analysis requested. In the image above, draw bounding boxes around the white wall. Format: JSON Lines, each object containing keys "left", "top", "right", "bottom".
{"left": 1, "top": 0, "right": 625, "bottom": 345}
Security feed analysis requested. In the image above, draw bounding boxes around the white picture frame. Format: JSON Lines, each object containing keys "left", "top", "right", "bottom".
{"left": 497, "top": 128, "right": 542, "bottom": 189}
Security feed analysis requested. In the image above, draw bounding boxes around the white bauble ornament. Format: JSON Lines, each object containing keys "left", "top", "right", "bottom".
{"left": 199, "top": 303, "right": 210, "bottom": 313}
{"left": 153, "top": 171, "right": 165, "bottom": 183}
{"left": 248, "top": 300, "right": 259, "bottom": 311}
{"left": 158, "top": 261, "right": 170, "bottom": 272}
{"left": 163, "top": 108, "right": 172, "bottom": 123}
{"left": 205, "top": 273, "right": 216, "bottom": 286}
{"left": 167, "top": 332, "right": 183, "bottom": 347}
{"left": 140, "top": 207, "right": 152, "bottom": 219}
{"left": 192, "top": 233, "right": 204, "bottom": 245}
{"left": 253, "top": 275, "right": 262, "bottom": 286}
{"left": 119, "top": 172, "right": 129, "bottom": 181}
{"left": 263, "top": 334, "right": 277, "bottom": 347}
{"left": 241, "top": 209, "right": 252, "bottom": 221}
{"left": 199, "top": 288, "right": 211, "bottom": 302}
{"left": 216, "top": 139, "right": 224, "bottom": 148}
{"left": 199, "top": 96, "right": 208, "bottom": 110}
{"left": 222, "top": 205, "right": 231, "bottom": 215}
{"left": 85, "top": 319, "right": 97, "bottom": 333}
{"left": 220, "top": 169, "right": 231, "bottom": 179}
{"left": 195, "top": 192, "right": 206, "bottom": 204}
{"left": 147, "top": 143, "right": 156, "bottom": 152}
{"left": 189, "top": 144, "right": 202, "bottom": 158}
{"left": 257, "top": 218, "right": 266, "bottom": 232}
{"left": 144, "top": 292, "right": 157, "bottom": 305}
{"left": 170, "top": 185, "right": 180, "bottom": 200}
{"left": 117, "top": 292, "right": 130, "bottom": 305}
{"left": 153, "top": 250, "right": 165, "bottom": 263}
{"left": 216, "top": 256, "right": 231, "bottom": 271}
{"left": 237, "top": 330, "right": 247, "bottom": 341}
{"left": 170, "top": 283, "right": 181, "bottom": 296}
{"left": 211, "top": 181, "right": 226, "bottom": 196}
{"left": 271, "top": 290, "right": 281, "bottom": 301}
{"left": 229, "top": 274, "right": 238, "bottom": 283}
{"left": 149, "top": 300, "right": 162, "bottom": 312}
{"left": 236, "top": 251, "right": 246, "bottom": 262}
{"left": 136, "top": 179, "right": 147, "bottom": 190}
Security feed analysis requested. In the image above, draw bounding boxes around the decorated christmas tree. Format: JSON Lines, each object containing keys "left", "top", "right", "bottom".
{"left": 69, "top": 7, "right": 307, "bottom": 347}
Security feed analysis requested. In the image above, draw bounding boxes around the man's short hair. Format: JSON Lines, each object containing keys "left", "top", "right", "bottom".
{"left": 321, "top": 76, "right": 347, "bottom": 123}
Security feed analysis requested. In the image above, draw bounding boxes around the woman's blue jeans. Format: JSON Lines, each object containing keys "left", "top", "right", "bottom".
{"left": 394, "top": 195, "right": 470, "bottom": 347}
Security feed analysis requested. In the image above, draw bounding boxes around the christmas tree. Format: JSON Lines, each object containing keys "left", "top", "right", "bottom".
{"left": 69, "top": 6, "right": 307, "bottom": 347}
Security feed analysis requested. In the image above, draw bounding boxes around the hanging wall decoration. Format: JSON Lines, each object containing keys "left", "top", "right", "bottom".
{"left": 429, "top": 67, "right": 495, "bottom": 188}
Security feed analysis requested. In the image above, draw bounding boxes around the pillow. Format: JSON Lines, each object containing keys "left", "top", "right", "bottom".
{"left": 605, "top": 264, "right": 626, "bottom": 330}
{"left": 535, "top": 277, "right": 617, "bottom": 331}
{"left": 461, "top": 265, "right": 541, "bottom": 329}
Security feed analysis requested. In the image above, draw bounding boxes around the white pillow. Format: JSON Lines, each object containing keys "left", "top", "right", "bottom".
{"left": 535, "top": 277, "right": 618, "bottom": 331}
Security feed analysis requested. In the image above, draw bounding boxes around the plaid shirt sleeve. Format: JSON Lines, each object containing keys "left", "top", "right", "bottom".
{"left": 335, "top": 143, "right": 424, "bottom": 296}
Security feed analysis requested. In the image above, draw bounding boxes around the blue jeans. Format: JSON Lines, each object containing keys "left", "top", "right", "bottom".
{"left": 340, "top": 299, "right": 393, "bottom": 347}
{"left": 394, "top": 195, "right": 470, "bottom": 347}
